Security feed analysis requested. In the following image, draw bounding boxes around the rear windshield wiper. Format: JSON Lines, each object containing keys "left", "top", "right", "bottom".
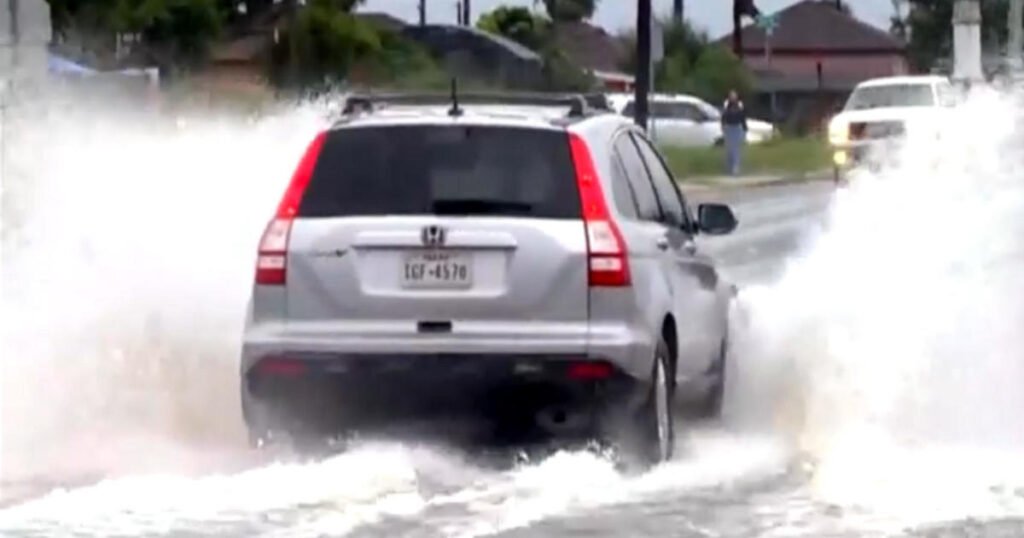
{"left": 432, "top": 199, "right": 535, "bottom": 215}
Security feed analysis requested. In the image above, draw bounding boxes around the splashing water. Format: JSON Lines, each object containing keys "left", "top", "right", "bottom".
{"left": 0, "top": 90, "right": 791, "bottom": 534}
{"left": 1, "top": 95, "right": 332, "bottom": 483}
{"left": 727, "top": 85, "right": 1024, "bottom": 529}
{"left": 2, "top": 83, "right": 1024, "bottom": 536}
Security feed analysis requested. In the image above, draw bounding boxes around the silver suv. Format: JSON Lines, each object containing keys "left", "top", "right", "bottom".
{"left": 241, "top": 92, "right": 738, "bottom": 465}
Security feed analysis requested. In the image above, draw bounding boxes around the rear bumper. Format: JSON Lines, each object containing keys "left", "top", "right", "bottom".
{"left": 241, "top": 321, "right": 656, "bottom": 380}
{"left": 242, "top": 353, "right": 649, "bottom": 442}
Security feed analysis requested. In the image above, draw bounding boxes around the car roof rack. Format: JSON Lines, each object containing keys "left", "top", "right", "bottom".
{"left": 341, "top": 83, "right": 599, "bottom": 119}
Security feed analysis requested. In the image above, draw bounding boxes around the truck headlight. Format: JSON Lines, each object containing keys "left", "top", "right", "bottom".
{"left": 828, "top": 121, "right": 848, "bottom": 145}
{"left": 833, "top": 150, "right": 848, "bottom": 166}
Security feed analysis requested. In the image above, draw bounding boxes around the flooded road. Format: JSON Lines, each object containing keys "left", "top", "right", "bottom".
{"left": 3, "top": 89, "right": 1024, "bottom": 537}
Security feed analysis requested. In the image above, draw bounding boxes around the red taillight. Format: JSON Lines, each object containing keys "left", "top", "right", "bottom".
{"left": 255, "top": 131, "right": 327, "bottom": 286}
{"left": 569, "top": 133, "right": 631, "bottom": 287}
{"left": 567, "top": 361, "right": 614, "bottom": 380}
{"left": 254, "top": 357, "right": 307, "bottom": 377}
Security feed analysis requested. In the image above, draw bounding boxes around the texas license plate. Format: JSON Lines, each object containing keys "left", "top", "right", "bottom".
{"left": 401, "top": 251, "right": 472, "bottom": 289}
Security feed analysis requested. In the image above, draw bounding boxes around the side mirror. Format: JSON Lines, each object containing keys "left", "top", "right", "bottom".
{"left": 697, "top": 203, "right": 738, "bottom": 235}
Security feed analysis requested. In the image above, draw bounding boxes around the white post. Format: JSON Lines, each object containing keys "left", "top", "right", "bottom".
{"left": 1009, "top": 0, "right": 1023, "bottom": 71}
{"left": 650, "top": 19, "right": 663, "bottom": 140}
{"left": 1, "top": 0, "right": 51, "bottom": 92}
{"left": 952, "top": 0, "right": 984, "bottom": 84}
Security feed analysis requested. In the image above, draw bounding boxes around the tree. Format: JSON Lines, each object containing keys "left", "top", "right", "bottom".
{"left": 897, "top": 0, "right": 1014, "bottom": 72}
{"left": 541, "top": 0, "right": 598, "bottom": 23}
{"left": 47, "top": 0, "right": 223, "bottom": 71}
{"left": 476, "top": 6, "right": 548, "bottom": 49}
{"left": 477, "top": 4, "right": 592, "bottom": 90}
{"left": 619, "top": 18, "right": 753, "bottom": 102}
{"left": 681, "top": 45, "right": 754, "bottom": 101}
{"left": 270, "top": 0, "right": 440, "bottom": 93}
{"left": 134, "top": 0, "right": 223, "bottom": 68}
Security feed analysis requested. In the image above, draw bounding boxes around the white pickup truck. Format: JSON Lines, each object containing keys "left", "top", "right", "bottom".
{"left": 828, "top": 75, "right": 958, "bottom": 180}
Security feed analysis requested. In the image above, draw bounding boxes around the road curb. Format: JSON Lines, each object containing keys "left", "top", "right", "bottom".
{"left": 678, "top": 172, "right": 832, "bottom": 194}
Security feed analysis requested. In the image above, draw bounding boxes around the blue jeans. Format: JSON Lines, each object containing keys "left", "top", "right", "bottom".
{"left": 723, "top": 124, "right": 745, "bottom": 176}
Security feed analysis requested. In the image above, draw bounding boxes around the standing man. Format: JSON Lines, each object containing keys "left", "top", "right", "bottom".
{"left": 721, "top": 90, "right": 748, "bottom": 176}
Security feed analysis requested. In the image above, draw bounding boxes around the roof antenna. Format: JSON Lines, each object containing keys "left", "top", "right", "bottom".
{"left": 448, "top": 78, "right": 463, "bottom": 117}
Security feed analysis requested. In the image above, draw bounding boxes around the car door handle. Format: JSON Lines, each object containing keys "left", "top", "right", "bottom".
{"left": 656, "top": 237, "right": 670, "bottom": 251}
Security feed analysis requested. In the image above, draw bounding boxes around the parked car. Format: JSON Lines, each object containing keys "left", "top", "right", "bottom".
{"left": 240, "top": 92, "right": 739, "bottom": 466}
{"left": 607, "top": 92, "right": 776, "bottom": 147}
{"left": 828, "top": 75, "right": 957, "bottom": 181}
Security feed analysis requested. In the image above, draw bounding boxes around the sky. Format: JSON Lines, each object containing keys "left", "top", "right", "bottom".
{"left": 358, "top": 0, "right": 896, "bottom": 39}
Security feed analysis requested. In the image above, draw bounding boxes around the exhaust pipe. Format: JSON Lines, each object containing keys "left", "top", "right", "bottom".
{"left": 535, "top": 406, "right": 590, "bottom": 435}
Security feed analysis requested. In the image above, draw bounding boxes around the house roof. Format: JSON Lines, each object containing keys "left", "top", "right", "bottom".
{"left": 551, "top": 21, "right": 627, "bottom": 73}
{"left": 403, "top": 24, "right": 542, "bottom": 63}
{"left": 356, "top": 12, "right": 407, "bottom": 33}
{"left": 717, "top": 0, "right": 905, "bottom": 54}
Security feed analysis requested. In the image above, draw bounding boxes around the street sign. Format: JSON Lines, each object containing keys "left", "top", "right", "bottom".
{"left": 756, "top": 13, "right": 779, "bottom": 36}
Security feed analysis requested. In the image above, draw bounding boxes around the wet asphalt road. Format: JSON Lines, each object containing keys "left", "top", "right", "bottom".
{"left": 686, "top": 179, "right": 837, "bottom": 287}
{"left": 6, "top": 178, "right": 1018, "bottom": 537}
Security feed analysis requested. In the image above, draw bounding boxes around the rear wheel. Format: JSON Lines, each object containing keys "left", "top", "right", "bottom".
{"left": 616, "top": 338, "right": 675, "bottom": 467}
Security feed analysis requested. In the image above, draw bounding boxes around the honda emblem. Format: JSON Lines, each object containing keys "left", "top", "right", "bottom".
{"left": 421, "top": 225, "right": 447, "bottom": 247}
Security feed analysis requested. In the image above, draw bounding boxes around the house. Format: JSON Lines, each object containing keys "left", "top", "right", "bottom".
{"left": 401, "top": 24, "right": 545, "bottom": 90}
{"left": 715, "top": 0, "right": 909, "bottom": 133}
{"left": 197, "top": 10, "right": 546, "bottom": 93}
{"left": 550, "top": 21, "right": 633, "bottom": 92}
{"left": 197, "top": 33, "right": 273, "bottom": 97}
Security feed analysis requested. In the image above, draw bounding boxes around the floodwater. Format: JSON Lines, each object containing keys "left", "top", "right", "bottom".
{"left": 2, "top": 87, "right": 1024, "bottom": 537}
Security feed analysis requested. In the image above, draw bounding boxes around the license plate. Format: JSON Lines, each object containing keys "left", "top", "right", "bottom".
{"left": 401, "top": 251, "right": 472, "bottom": 289}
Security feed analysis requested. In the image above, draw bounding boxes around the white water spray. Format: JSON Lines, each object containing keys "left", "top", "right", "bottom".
{"left": 727, "top": 86, "right": 1024, "bottom": 528}
{"left": 0, "top": 95, "right": 331, "bottom": 485}
{"left": 3, "top": 83, "right": 1024, "bottom": 535}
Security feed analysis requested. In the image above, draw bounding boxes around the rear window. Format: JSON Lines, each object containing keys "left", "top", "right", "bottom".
{"left": 299, "top": 125, "right": 581, "bottom": 219}
{"left": 844, "top": 84, "right": 935, "bottom": 110}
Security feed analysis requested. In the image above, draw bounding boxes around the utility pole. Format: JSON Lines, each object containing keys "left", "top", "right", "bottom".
{"left": 732, "top": 0, "right": 761, "bottom": 59}
{"left": 634, "top": 0, "right": 652, "bottom": 129}
{"left": 286, "top": 0, "right": 298, "bottom": 89}
{"left": 462, "top": 0, "right": 470, "bottom": 26}
{"left": 418, "top": 0, "right": 426, "bottom": 26}
{"left": 672, "top": 0, "right": 683, "bottom": 25}
{"left": 952, "top": 0, "right": 984, "bottom": 84}
{"left": 1008, "top": 0, "right": 1023, "bottom": 71}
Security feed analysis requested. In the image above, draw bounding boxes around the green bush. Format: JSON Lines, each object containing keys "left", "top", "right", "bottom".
{"left": 269, "top": 2, "right": 443, "bottom": 93}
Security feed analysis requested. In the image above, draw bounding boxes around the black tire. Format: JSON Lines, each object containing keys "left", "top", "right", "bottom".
{"left": 243, "top": 394, "right": 340, "bottom": 456}
{"left": 617, "top": 337, "right": 675, "bottom": 468}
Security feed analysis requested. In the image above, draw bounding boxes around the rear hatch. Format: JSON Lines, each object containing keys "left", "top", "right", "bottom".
{"left": 284, "top": 123, "right": 590, "bottom": 341}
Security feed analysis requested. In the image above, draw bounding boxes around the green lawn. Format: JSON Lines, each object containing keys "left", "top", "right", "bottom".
{"left": 661, "top": 136, "right": 831, "bottom": 181}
